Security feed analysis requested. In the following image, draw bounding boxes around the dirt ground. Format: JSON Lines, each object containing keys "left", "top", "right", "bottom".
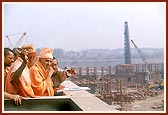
{"left": 126, "top": 93, "right": 165, "bottom": 111}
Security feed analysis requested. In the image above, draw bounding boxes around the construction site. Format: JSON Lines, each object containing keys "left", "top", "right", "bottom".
{"left": 70, "top": 63, "right": 164, "bottom": 111}
{"left": 69, "top": 22, "right": 165, "bottom": 111}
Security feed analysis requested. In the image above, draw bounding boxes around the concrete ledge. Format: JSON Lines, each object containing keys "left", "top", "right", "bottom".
{"left": 4, "top": 80, "right": 118, "bottom": 112}
{"left": 4, "top": 96, "right": 82, "bottom": 111}
{"left": 62, "top": 81, "right": 118, "bottom": 111}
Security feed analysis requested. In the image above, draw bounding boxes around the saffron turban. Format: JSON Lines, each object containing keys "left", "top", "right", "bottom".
{"left": 22, "top": 44, "right": 36, "bottom": 54}
{"left": 39, "top": 48, "right": 53, "bottom": 59}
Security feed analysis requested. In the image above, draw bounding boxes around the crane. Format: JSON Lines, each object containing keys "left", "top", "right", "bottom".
{"left": 131, "top": 40, "right": 149, "bottom": 64}
{"left": 6, "top": 35, "right": 14, "bottom": 48}
{"left": 5, "top": 32, "right": 26, "bottom": 49}
{"left": 15, "top": 32, "right": 26, "bottom": 48}
{"left": 130, "top": 40, "right": 151, "bottom": 81}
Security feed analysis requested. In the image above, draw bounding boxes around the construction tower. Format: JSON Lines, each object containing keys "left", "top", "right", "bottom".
{"left": 5, "top": 32, "right": 26, "bottom": 49}
{"left": 124, "top": 21, "right": 131, "bottom": 64}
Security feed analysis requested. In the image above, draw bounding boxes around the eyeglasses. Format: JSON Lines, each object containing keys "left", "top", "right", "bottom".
{"left": 45, "top": 59, "right": 52, "bottom": 63}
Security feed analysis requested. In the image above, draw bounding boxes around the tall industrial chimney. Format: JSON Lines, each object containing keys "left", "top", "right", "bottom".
{"left": 124, "top": 21, "right": 131, "bottom": 64}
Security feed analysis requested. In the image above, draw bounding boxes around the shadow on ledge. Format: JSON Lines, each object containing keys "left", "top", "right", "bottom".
{"left": 4, "top": 97, "right": 82, "bottom": 111}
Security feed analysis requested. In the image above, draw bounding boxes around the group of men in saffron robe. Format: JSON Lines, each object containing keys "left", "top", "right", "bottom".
{"left": 4, "top": 44, "right": 77, "bottom": 105}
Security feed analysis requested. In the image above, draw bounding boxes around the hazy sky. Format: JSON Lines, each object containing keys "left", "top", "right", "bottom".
{"left": 3, "top": 2, "right": 165, "bottom": 51}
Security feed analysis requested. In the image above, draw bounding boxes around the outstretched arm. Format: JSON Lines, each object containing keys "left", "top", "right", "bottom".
{"left": 11, "top": 50, "right": 28, "bottom": 83}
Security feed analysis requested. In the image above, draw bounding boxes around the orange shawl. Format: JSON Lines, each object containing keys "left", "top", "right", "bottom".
{"left": 29, "top": 60, "right": 54, "bottom": 96}
{"left": 5, "top": 58, "right": 35, "bottom": 97}
{"left": 4, "top": 66, "right": 10, "bottom": 87}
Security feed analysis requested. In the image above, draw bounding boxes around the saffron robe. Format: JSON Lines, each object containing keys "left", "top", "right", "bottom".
{"left": 5, "top": 58, "right": 35, "bottom": 97}
{"left": 4, "top": 66, "right": 10, "bottom": 87}
{"left": 29, "top": 60, "right": 54, "bottom": 96}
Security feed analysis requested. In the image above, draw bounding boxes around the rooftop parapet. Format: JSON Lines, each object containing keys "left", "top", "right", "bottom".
{"left": 3, "top": 80, "right": 118, "bottom": 112}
